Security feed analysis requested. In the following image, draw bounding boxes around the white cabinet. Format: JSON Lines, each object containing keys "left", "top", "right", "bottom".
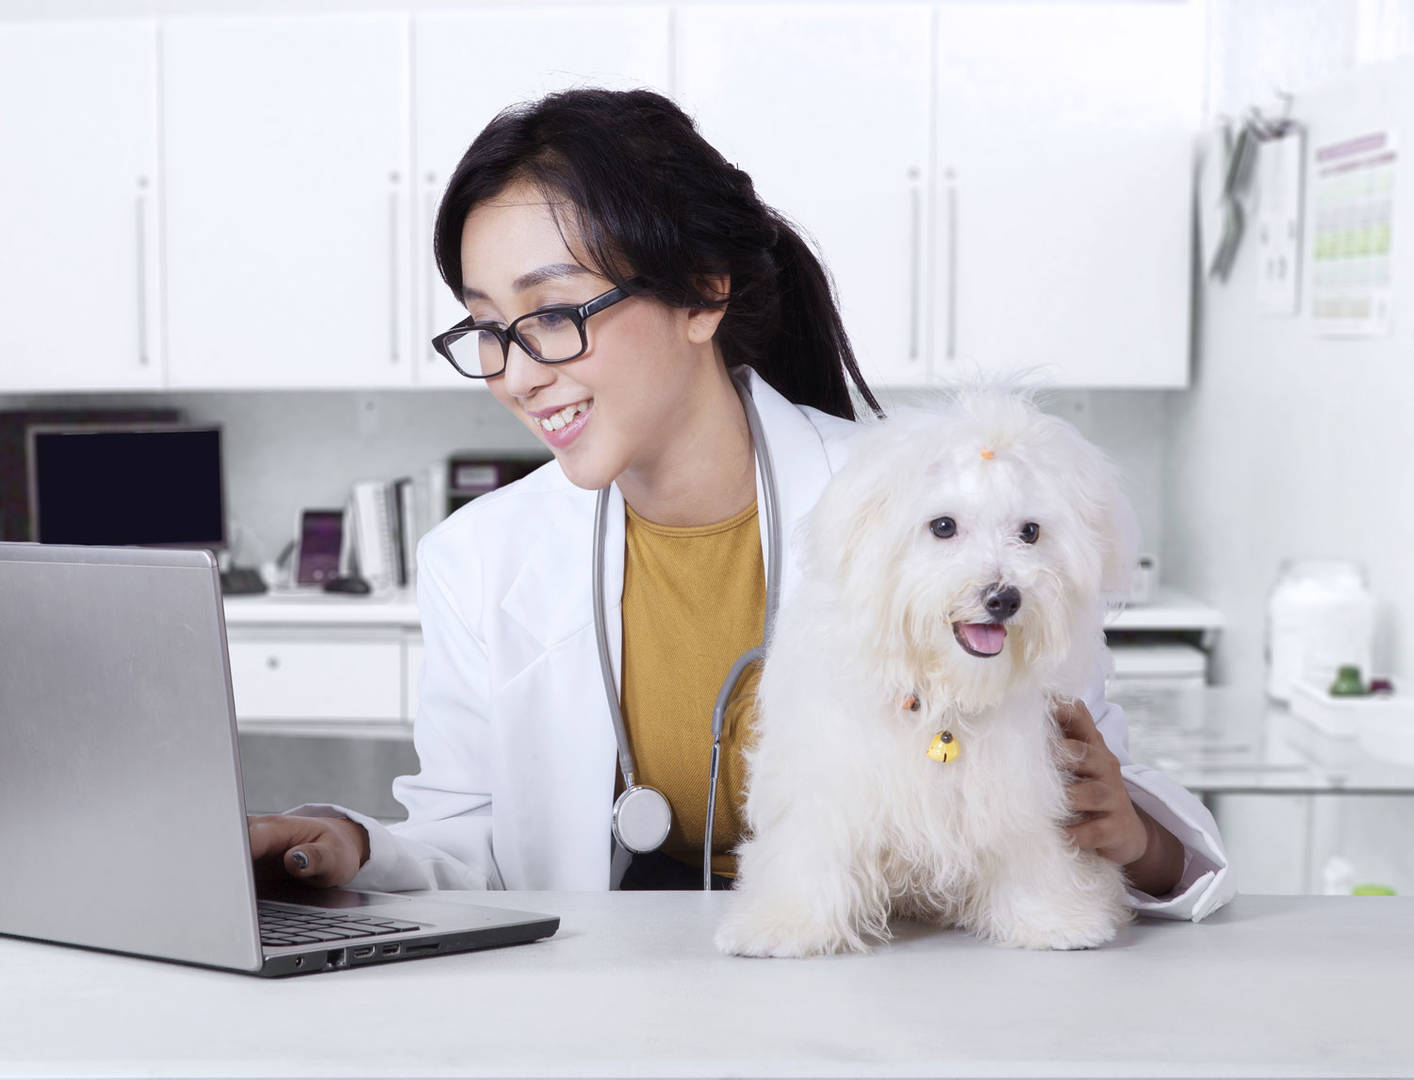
{"left": 162, "top": 14, "right": 413, "bottom": 389}
{"left": 0, "top": 20, "right": 163, "bottom": 391}
{"left": 933, "top": 1, "right": 1201, "bottom": 388}
{"left": 412, "top": 8, "right": 671, "bottom": 388}
{"left": 674, "top": 4, "right": 933, "bottom": 388}
{"left": 227, "top": 633, "right": 405, "bottom": 723}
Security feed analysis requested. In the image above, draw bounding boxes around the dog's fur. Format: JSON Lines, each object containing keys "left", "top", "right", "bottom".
{"left": 715, "top": 388, "right": 1139, "bottom": 955}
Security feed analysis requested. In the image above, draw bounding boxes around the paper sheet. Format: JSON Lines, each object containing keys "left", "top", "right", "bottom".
{"left": 1311, "top": 130, "right": 1397, "bottom": 336}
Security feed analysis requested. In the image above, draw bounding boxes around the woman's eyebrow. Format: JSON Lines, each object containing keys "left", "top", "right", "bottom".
{"left": 461, "top": 263, "right": 589, "bottom": 303}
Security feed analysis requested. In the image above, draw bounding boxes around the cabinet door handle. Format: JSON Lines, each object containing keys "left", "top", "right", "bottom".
{"left": 135, "top": 186, "right": 149, "bottom": 367}
{"left": 909, "top": 172, "right": 921, "bottom": 363}
{"left": 426, "top": 179, "right": 438, "bottom": 365}
{"left": 389, "top": 175, "right": 402, "bottom": 365}
{"left": 265, "top": 656, "right": 280, "bottom": 671}
{"left": 945, "top": 169, "right": 958, "bottom": 364}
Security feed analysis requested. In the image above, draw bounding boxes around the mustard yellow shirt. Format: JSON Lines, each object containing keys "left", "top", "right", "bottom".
{"left": 619, "top": 500, "right": 764, "bottom": 877}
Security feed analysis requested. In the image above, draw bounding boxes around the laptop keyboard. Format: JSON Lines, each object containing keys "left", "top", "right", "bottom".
{"left": 258, "top": 902, "right": 424, "bottom": 947}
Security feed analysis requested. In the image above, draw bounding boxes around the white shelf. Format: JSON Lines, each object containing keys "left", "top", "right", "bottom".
{"left": 1107, "top": 585, "right": 1224, "bottom": 634}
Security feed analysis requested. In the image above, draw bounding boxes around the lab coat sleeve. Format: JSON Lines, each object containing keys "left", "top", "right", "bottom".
{"left": 283, "top": 540, "right": 505, "bottom": 892}
{"left": 1085, "top": 668, "right": 1236, "bottom": 922}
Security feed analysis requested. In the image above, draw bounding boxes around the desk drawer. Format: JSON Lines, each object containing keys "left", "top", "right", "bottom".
{"left": 228, "top": 638, "right": 402, "bottom": 721}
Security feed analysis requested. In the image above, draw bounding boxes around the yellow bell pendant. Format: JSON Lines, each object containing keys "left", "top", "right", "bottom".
{"left": 926, "top": 729, "right": 959, "bottom": 763}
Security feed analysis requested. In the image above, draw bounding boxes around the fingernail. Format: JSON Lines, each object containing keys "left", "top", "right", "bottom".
{"left": 291, "top": 851, "right": 309, "bottom": 870}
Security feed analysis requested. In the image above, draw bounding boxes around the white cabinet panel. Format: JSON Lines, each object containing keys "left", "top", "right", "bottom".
{"left": 413, "top": 8, "right": 670, "bottom": 387}
{"left": 0, "top": 20, "right": 162, "bottom": 391}
{"left": 163, "top": 15, "right": 412, "bottom": 388}
{"left": 674, "top": 4, "right": 933, "bottom": 388}
{"left": 228, "top": 636, "right": 403, "bottom": 722}
{"left": 934, "top": 1, "right": 1200, "bottom": 388}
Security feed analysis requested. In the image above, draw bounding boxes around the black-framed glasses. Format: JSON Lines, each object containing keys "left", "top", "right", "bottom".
{"left": 431, "top": 282, "right": 638, "bottom": 379}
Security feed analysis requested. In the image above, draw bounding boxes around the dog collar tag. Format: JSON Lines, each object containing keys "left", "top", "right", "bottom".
{"left": 927, "top": 730, "right": 959, "bottom": 763}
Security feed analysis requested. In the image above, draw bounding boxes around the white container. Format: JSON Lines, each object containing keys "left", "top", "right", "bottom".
{"left": 1266, "top": 560, "right": 1376, "bottom": 703}
{"left": 1290, "top": 679, "right": 1414, "bottom": 751}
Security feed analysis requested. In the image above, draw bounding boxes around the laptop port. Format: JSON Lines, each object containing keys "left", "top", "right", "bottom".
{"left": 381, "top": 943, "right": 400, "bottom": 956}
{"left": 327, "top": 948, "right": 348, "bottom": 969}
{"left": 404, "top": 941, "right": 440, "bottom": 955}
{"left": 352, "top": 946, "right": 375, "bottom": 960}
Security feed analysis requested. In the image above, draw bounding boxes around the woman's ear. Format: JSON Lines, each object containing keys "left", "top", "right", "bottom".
{"left": 685, "top": 274, "right": 731, "bottom": 344}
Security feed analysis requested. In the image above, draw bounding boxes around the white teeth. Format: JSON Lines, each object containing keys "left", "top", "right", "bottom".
{"left": 538, "top": 400, "right": 589, "bottom": 433}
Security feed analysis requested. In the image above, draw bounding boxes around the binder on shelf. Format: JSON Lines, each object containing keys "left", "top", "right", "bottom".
{"left": 340, "top": 475, "right": 427, "bottom": 592}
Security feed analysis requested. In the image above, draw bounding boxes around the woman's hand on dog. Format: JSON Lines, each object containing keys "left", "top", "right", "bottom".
{"left": 1054, "top": 701, "right": 1150, "bottom": 868}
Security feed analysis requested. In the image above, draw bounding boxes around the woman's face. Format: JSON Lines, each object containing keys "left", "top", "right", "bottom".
{"left": 457, "top": 181, "right": 717, "bottom": 493}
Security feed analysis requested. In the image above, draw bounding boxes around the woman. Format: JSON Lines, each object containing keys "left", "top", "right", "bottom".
{"left": 249, "top": 88, "right": 1231, "bottom": 918}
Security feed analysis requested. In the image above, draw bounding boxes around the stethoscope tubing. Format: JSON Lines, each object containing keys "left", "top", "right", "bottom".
{"left": 591, "top": 368, "right": 782, "bottom": 888}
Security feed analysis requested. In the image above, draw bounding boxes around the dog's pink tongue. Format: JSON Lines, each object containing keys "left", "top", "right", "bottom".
{"left": 961, "top": 623, "right": 1007, "bottom": 655}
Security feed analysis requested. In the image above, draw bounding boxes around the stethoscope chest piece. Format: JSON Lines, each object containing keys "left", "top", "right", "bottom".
{"left": 612, "top": 784, "right": 673, "bottom": 854}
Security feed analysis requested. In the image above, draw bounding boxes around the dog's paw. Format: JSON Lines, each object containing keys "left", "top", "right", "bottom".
{"left": 714, "top": 899, "right": 863, "bottom": 958}
{"left": 994, "top": 910, "right": 1128, "bottom": 951}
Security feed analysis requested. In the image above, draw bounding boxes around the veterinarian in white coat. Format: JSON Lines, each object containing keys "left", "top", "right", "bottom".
{"left": 249, "top": 88, "right": 1233, "bottom": 923}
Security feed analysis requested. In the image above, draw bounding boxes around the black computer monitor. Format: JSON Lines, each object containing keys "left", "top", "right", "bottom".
{"left": 26, "top": 424, "right": 227, "bottom": 549}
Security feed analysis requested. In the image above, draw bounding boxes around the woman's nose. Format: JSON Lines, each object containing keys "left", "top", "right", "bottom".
{"left": 501, "top": 341, "right": 552, "bottom": 399}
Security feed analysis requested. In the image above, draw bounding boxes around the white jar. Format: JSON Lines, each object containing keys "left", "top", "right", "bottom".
{"left": 1266, "top": 560, "right": 1376, "bottom": 703}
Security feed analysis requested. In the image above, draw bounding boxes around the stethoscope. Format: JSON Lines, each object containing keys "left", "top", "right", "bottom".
{"left": 591, "top": 367, "right": 782, "bottom": 890}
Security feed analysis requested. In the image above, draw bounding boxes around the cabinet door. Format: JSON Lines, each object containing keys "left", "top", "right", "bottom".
{"left": 934, "top": 1, "right": 1200, "bottom": 388}
{"left": 163, "top": 15, "right": 412, "bottom": 388}
{"left": 0, "top": 20, "right": 162, "bottom": 391}
{"left": 413, "top": 8, "right": 670, "bottom": 388}
{"left": 674, "top": 4, "right": 933, "bottom": 388}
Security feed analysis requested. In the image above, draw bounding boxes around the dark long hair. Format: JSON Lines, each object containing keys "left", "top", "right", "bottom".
{"left": 433, "top": 87, "right": 881, "bottom": 421}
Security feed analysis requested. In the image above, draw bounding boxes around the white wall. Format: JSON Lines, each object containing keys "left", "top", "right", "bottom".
{"left": 0, "top": 384, "right": 1169, "bottom": 567}
{"left": 1171, "top": 0, "right": 1414, "bottom": 696}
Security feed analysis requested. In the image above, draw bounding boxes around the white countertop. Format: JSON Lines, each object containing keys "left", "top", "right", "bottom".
{"left": 1, "top": 890, "right": 1408, "bottom": 1077}
{"left": 222, "top": 587, "right": 419, "bottom": 627}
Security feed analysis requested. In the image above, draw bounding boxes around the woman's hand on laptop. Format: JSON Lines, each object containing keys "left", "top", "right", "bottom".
{"left": 247, "top": 814, "right": 370, "bottom": 888}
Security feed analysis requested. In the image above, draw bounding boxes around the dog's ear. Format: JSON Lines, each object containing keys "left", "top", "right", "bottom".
{"left": 798, "top": 435, "right": 896, "bottom": 587}
{"left": 1047, "top": 419, "right": 1140, "bottom": 607}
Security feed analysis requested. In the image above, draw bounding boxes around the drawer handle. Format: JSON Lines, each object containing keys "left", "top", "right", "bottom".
{"left": 265, "top": 656, "right": 280, "bottom": 670}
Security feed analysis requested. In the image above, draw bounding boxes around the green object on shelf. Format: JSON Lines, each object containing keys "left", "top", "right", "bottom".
{"left": 1352, "top": 884, "right": 1396, "bottom": 896}
{"left": 1329, "top": 665, "right": 1367, "bottom": 696}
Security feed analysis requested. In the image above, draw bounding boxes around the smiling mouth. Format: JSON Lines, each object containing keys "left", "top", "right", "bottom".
{"left": 952, "top": 621, "right": 1007, "bottom": 658}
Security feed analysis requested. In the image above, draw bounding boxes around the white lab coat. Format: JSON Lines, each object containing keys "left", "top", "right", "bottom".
{"left": 293, "top": 367, "right": 1235, "bottom": 920}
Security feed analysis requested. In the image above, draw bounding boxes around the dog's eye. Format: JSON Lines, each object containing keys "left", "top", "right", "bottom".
{"left": 1020, "top": 522, "right": 1041, "bottom": 544}
{"left": 929, "top": 516, "right": 957, "bottom": 539}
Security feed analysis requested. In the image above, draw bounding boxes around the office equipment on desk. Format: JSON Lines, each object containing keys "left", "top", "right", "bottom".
{"left": 445, "top": 452, "right": 549, "bottom": 516}
{"left": 219, "top": 565, "right": 268, "bottom": 596}
{"left": 0, "top": 542, "right": 558, "bottom": 977}
{"left": 294, "top": 508, "right": 343, "bottom": 585}
{"left": 0, "top": 407, "right": 181, "bottom": 541}
{"left": 25, "top": 420, "right": 269, "bottom": 596}
{"left": 26, "top": 422, "right": 225, "bottom": 548}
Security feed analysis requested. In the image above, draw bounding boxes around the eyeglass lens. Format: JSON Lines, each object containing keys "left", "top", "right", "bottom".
{"left": 448, "top": 310, "right": 584, "bottom": 376}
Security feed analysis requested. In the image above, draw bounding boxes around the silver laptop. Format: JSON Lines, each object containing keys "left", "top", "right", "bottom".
{"left": 0, "top": 542, "right": 557, "bottom": 977}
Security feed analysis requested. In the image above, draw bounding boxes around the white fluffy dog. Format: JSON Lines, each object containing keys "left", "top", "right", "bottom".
{"left": 716, "top": 388, "right": 1139, "bottom": 956}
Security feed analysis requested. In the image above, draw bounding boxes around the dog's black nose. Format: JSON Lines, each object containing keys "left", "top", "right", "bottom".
{"left": 983, "top": 584, "right": 1022, "bottom": 621}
